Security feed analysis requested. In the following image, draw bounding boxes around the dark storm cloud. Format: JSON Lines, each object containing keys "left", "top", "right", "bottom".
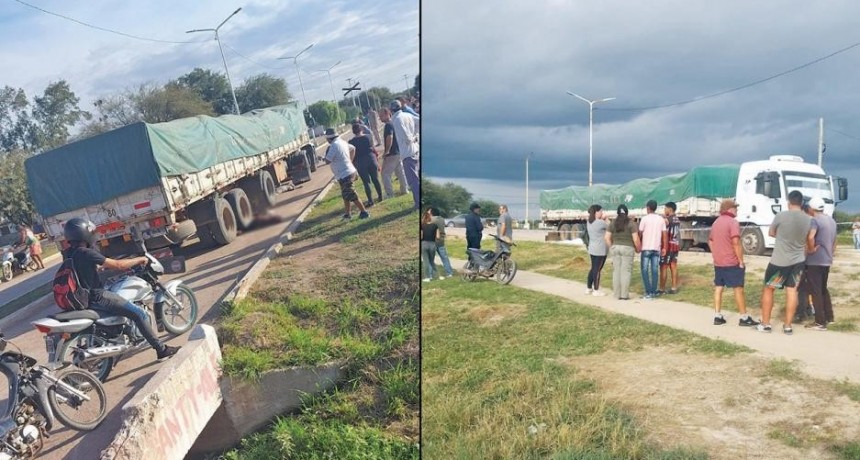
{"left": 423, "top": 0, "right": 860, "bottom": 213}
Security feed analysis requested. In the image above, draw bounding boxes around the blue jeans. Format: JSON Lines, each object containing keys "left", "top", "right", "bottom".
{"left": 91, "top": 290, "right": 163, "bottom": 351}
{"left": 436, "top": 245, "right": 454, "bottom": 276}
{"left": 640, "top": 250, "right": 660, "bottom": 296}
{"left": 854, "top": 233, "right": 860, "bottom": 250}
{"left": 421, "top": 241, "right": 437, "bottom": 279}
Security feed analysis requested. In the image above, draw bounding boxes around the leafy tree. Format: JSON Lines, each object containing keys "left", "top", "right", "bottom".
{"left": 235, "top": 74, "right": 292, "bottom": 113}
{"left": 176, "top": 68, "right": 232, "bottom": 115}
{"left": 0, "top": 86, "right": 32, "bottom": 151}
{"left": 308, "top": 101, "right": 342, "bottom": 128}
{"left": 421, "top": 179, "right": 472, "bottom": 217}
{"left": 474, "top": 199, "right": 501, "bottom": 218}
{"left": 0, "top": 150, "right": 36, "bottom": 225}
{"left": 132, "top": 83, "right": 214, "bottom": 123}
{"left": 31, "top": 80, "right": 91, "bottom": 150}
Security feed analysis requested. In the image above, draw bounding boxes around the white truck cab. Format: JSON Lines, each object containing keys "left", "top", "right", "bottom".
{"left": 735, "top": 155, "right": 847, "bottom": 254}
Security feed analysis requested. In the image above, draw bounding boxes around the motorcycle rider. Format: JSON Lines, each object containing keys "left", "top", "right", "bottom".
{"left": 465, "top": 202, "right": 484, "bottom": 250}
{"left": 62, "top": 218, "right": 180, "bottom": 360}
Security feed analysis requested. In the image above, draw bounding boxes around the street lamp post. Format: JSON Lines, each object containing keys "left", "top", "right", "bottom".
{"left": 525, "top": 152, "right": 534, "bottom": 230}
{"left": 278, "top": 43, "right": 315, "bottom": 110}
{"left": 187, "top": 7, "right": 243, "bottom": 115}
{"left": 315, "top": 61, "right": 341, "bottom": 103}
{"left": 566, "top": 91, "right": 615, "bottom": 187}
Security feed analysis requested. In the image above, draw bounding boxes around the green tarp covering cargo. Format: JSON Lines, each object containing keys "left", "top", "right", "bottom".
{"left": 540, "top": 165, "right": 740, "bottom": 211}
{"left": 26, "top": 104, "right": 307, "bottom": 217}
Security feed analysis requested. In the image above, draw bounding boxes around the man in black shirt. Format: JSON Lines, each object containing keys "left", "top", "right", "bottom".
{"left": 63, "top": 218, "right": 180, "bottom": 360}
{"left": 348, "top": 123, "right": 383, "bottom": 207}
{"left": 465, "top": 202, "right": 484, "bottom": 250}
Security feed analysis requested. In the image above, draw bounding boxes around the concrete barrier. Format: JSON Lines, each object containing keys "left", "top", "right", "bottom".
{"left": 100, "top": 324, "right": 223, "bottom": 460}
{"left": 188, "top": 361, "right": 346, "bottom": 453}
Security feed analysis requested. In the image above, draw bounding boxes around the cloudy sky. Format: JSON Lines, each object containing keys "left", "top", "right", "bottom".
{"left": 423, "top": 0, "right": 860, "bottom": 218}
{"left": 0, "top": 0, "right": 418, "bottom": 115}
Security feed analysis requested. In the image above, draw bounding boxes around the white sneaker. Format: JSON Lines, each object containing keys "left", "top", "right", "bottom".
{"left": 592, "top": 290, "right": 607, "bottom": 297}
{"left": 438, "top": 276, "right": 446, "bottom": 280}
{"left": 584, "top": 288, "right": 593, "bottom": 294}
{"left": 422, "top": 278, "right": 431, "bottom": 282}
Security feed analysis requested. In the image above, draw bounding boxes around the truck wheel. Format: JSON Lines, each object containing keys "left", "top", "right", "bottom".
{"left": 574, "top": 223, "right": 586, "bottom": 241}
{"left": 303, "top": 145, "right": 317, "bottom": 173}
{"left": 225, "top": 189, "right": 254, "bottom": 230}
{"left": 211, "top": 197, "right": 238, "bottom": 245}
{"left": 680, "top": 239, "right": 692, "bottom": 251}
{"left": 741, "top": 226, "right": 765, "bottom": 255}
{"left": 558, "top": 223, "right": 573, "bottom": 240}
{"left": 241, "top": 170, "right": 277, "bottom": 211}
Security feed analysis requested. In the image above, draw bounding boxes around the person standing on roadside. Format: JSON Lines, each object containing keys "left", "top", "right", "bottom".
{"left": 366, "top": 107, "right": 382, "bottom": 146}
{"left": 348, "top": 123, "right": 384, "bottom": 208}
{"left": 465, "top": 202, "right": 484, "bottom": 250}
{"left": 757, "top": 190, "right": 812, "bottom": 335}
{"left": 390, "top": 100, "right": 420, "bottom": 210}
{"left": 379, "top": 108, "right": 408, "bottom": 198}
{"left": 585, "top": 205, "right": 609, "bottom": 296}
{"left": 429, "top": 207, "right": 453, "bottom": 278}
{"left": 804, "top": 197, "right": 838, "bottom": 330}
{"left": 639, "top": 200, "right": 667, "bottom": 300}
{"left": 852, "top": 217, "right": 860, "bottom": 250}
{"left": 658, "top": 202, "right": 681, "bottom": 294}
{"left": 323, "top": 128, "right": 369, "bottom": 220}
{"left": 605, "top": 204, "right": 641, "bottom": 300}
{"left": 709, "top": 199, "right": 759, "bottom": 326}
{"left": 20, "top": 226, "right": 44, "bottom": 269}
{"left": 497, "top": 204, "right": 513, "bottom": 248}
{"left": 421, "top": 209, "right": 441, "bottom": 282}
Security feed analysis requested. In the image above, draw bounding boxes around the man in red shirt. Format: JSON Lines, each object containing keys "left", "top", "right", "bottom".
{"left": 708, "top": 199, "right": 759, "bottom": 326}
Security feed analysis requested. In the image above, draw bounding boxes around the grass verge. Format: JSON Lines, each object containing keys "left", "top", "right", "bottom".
{"left": 422, "top": 278, "right": 750, "bottom": 459}
{"left": 0, "top": 282, "right": 51, "bottom": 319}
{"left": 217, "top": 188, "right": 418, "bottom": 459}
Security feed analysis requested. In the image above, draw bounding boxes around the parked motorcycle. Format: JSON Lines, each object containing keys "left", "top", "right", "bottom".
{"left": 0, "top": 333, "right": 107, "bottom": 459}
{"left": 0, "top": 248, "right": 38, "bottom": 282}
{"left": 461, "top": 234, "right": 518, "bottom": 285}
{"left": 32, "top": 252, "right": 198, "bottom": 382}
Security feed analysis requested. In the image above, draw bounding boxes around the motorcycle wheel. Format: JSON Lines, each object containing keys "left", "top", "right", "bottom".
{"left": 47, "top": 368, "right": 107, "bottom": 431}
{"left": 26, "top": 259, "right": 38, "bottom": 271}
{"left": 161, "top": 284, "right": 199, "bottom": 335}
{"left": 495, "top": 258, "right": 518, "bottom": 285}
{"left": 460, "top": 261, "right": 477, "bottom": 282}
{"left": 0, "top": 264, "right": 11, "bottom": 282}
{"left": 58, "top": 333, "right": 114, "bottom": 382}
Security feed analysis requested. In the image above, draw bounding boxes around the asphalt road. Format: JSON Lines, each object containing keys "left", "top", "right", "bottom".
{"left": 0, "top": 141, "right": 337, "bottom": 459}
{"left": 0, "top": 254, "right": 61, "bottom": 307}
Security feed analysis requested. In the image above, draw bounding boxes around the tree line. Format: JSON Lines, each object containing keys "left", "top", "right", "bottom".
{"left": 421, "top": 179, "right": 501, "bottom": 219}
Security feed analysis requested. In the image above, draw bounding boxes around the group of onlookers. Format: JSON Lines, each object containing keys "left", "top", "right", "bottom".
{"left": 322, "top": 98, "right": 420, "bottom": 220}
{"left": 587, "top": 191, "right": 839, "bottom": 334}
{"left": 585, "top": 200, "right": 681, "bottom": 300}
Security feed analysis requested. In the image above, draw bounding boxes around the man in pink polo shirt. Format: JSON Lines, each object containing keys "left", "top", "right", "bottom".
{"left": 638, "top": 200, "right": 667, "bottom": 299}
{"left": 709, "top": 199, "right": 759, "bottom": 326}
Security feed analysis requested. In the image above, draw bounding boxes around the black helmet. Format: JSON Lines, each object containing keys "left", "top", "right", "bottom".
{"left": 64, "top": 218, "right": 96, "bottom": 245}
{"left": 469, "top": 202, "right": 481, "bottom": 211}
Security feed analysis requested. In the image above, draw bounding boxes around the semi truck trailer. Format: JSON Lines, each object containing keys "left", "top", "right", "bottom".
{"left": 25, "top": 104, "right": 319, "bottom": 258}
{"left": 540, "top": 155, "right": 848, "bottom": 255}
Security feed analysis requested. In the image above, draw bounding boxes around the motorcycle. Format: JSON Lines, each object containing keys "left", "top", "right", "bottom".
{"left": 461, "top": 234, "right": 518, "bottom": 285}
{"left": 32, "top": 252, "right": 198, "bottom": 382}
{"left": 0, "top": 334, "right": 107, "bottom": 459}
{"left": 0, "top": 248, "right": 38, "bottom": 282}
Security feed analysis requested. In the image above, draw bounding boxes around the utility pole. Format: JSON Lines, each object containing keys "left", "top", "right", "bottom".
{"left": 403, "top": 74, "right": 411, "bottom": 96}
{"left": 525, "top": 152, "right": 534, "bottom": 230}
{"left": 566, "top": 91, "right": 615, "bottom": 187}
{"left": 346, "top": 78, "right": 358, "bottom": 108}
{"left": 818, "top": 117, "right": 825, "bottom": 168}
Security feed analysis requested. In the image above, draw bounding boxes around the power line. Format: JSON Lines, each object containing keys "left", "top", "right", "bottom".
{"left": 601, "top": 38, "right": 860, "bottom": 112}
{"left": 830, "top": 128, "right": 860, "bottom": 143}
{"left": 12, "top": 0, "right": 205, "bottom": 44}
{"left": 222, "top": 42, "right": 290, "bottom": 70}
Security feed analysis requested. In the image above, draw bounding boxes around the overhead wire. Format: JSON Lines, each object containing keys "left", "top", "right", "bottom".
{"left": 601, "top": 38, "right": 860, "bottom": 112}
{"left": 11, "top": 0, "right": 205, "bottom": 44}
{"left": 829, "top": 128, "right": 860, "bottom": 143}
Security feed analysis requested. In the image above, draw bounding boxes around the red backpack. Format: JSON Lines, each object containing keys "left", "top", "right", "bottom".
{"left": 52, "top": 250, "right": 90, "bottom": 311}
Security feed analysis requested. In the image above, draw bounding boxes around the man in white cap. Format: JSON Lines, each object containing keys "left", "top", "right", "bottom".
{"left": 804, "top": 196, "right": 837, "bottom": 330}
{"left": 322, "top": 128, "right": 369, "bottom": 220}
{"left": 390, "top": 100, "right": 420, "bottom": 210}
